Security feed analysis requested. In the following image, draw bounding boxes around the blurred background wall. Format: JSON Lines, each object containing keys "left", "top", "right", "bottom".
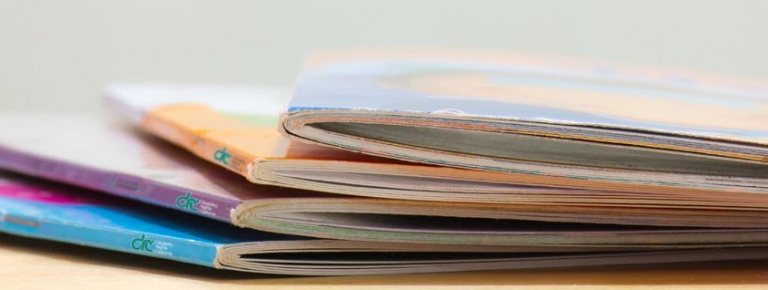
{"left": 1, "top": 0, "right": 767, "bottom": 113}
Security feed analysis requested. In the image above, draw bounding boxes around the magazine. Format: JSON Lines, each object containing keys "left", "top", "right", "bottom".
{"left": 8, "top": 171, "right": 683, "bottom": 276}
{"left": 280, "top": 50, "right": 768, "bottom": 198}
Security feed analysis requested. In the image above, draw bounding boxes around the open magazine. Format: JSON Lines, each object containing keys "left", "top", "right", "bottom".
{"left": 280, "top": 50, "right": 768, "bottom": 199}
{"left": 2, "top": 113, "right": 768, "bottom": 246}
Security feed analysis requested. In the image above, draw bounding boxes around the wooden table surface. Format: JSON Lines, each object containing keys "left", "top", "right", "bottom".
{"left": 2, "top": 233, "right": 766, "bottom": 289}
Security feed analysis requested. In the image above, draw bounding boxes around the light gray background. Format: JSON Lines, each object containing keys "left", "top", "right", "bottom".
{"left": 2, "top": 0, "right": 767, "bottom": 113}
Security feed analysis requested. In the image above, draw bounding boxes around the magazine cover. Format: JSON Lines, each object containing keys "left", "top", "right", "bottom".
{"left": 288, "top": 49, "right": 768, "bottom": 146}
{"left": 281, "top": 50, "right": 768, "bottom": 195}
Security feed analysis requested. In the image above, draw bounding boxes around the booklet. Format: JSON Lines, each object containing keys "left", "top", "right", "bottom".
{"left": 280, "top": 49, "right": 768, "bottom": 198}
{"left": 8, "top": 171, "right": 681, "bottom": 276}
{"left": 3, "top": 141, "right": 768, "bottom": 276}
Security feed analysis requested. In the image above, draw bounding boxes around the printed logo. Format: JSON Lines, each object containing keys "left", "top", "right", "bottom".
{"left": 131, "top": 234, "right": 154, "bottom": 252}
{"left": 175, "top": 192, "right": 199, "bottom": 212}
{"left": 213, "top": 147, "right": 232, "bottom": 165}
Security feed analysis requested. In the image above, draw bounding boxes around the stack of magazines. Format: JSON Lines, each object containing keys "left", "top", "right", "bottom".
{"left": 1, "top": 49, "right": 767, "bottom": 276}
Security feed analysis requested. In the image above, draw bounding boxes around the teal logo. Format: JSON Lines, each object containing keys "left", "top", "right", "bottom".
{"left": 175, "top": 192, "right": 199, "bottom": 211}
{"left": 131, "top": 234, "right": 154, "bottom": 252}
{"left": 213, "top": 147, "right": 232, "bottom": 165}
